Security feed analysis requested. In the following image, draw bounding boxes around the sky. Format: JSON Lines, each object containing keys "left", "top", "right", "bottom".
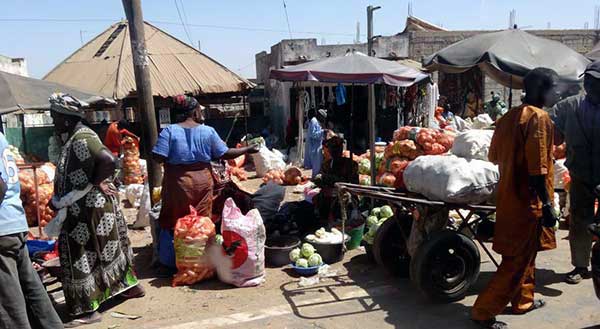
{"left": 1, "top": 0, "right": 598, "bottom": 79}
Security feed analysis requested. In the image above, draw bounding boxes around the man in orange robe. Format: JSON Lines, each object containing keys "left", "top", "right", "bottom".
{"left": 471, "top": 68, "right": 560, "bottom": 329}
{"left": 104, "top": 119, "right": 139, "bottom": 156}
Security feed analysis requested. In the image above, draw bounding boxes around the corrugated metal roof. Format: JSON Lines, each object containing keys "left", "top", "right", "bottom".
{"left": 43, "top": 21, "right": 253, "bottom": 99}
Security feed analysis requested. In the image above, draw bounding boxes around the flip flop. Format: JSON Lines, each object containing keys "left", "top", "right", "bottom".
{"left": 64, "top": 313, "right": 102, "bottom": 328}
{"left": 120, "top": 285, "right": 146, "bottom": 299}
{"left": 472, "top": 319, "right": 508, "bottom": 329}
{"left": 513, "top": 299, "right": 546, "bottom": 315}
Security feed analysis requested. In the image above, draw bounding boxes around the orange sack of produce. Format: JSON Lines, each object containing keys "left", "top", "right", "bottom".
{"left": 172, "top": 206, "right": 216, "bottom": 287}
{"left": 122, "top": 137, "right": 143, "bottom": 185}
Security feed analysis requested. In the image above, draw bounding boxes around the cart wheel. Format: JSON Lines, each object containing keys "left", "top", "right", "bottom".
{"left": 373, "top": 213, "right": 412, "bottom": 277}
{"left": 410, "top": 230, "right": 480, "bottom": 302}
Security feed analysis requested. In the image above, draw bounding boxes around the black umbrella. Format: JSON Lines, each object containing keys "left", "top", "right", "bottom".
{"left": 0, "top": 71, "right": 114, "bottom": 115}
{"left": 587, "top": 42, "right": 600, "bottom": 62}
{"left": 424, "top": 29, "right": 590, "bottom": 89}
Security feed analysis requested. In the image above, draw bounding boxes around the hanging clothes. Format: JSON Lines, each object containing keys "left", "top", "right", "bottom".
{"left": 328, "top": 86, "right": 335, "bottom": 104}
{"left": 336, "top": 84, "right": 346, "bottom": 106}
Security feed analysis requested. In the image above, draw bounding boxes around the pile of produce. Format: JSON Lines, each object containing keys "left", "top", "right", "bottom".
{"left": 363, "top": 205, "right": 394, "bottom": 245}
{"left": 305, "top": 227, "right": 345, "bottom": 244}
{"left": 8, "top": 145, "right": 25, "bottom": 165}
{"left": 289, "top": 242, "right": 324, "bottom": 268}
{"left": 18, "top": 164, "right": 56, "bottom": 227}
{"left": 376, "top": 127, "right": 455, "bottom": 189}
{"left": 228, "top": 166, "right": 248, "bottom": 181}
{"left": 262, "top": 169, "right": 285, "bottom": 185}
{"left": 262, "top": 167, "right": 306, "bottom": 185}
{"left": 393, "top": 127, "right": 454, "bottom": 156}
{"left": 122, "top": 137, "right": 143, "bottom": 185}
{"left": 352, "top": 150, "right": 384, "bottom": 186}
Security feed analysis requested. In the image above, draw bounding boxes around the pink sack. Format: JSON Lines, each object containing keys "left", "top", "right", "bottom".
{"left": 212, "top": 198, "right": 266, "bottom": 287}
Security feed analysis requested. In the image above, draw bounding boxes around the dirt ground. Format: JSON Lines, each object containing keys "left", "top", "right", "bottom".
{"left": 47, "top": 176, "right": 600, "bottom": 329}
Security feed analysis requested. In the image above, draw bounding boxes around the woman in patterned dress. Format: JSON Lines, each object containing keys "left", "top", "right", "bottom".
{"left": 48, "top": 94, "right": 144, "bottom": 327}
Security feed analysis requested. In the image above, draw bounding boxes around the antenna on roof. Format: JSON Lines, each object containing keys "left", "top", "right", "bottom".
{"left": 408, "top": 2, "right": 413, "bottom": 17}
{"left": 595, "top": 6, "right": 600, "bottom": 30}
{"left": 585, "top": 22, "right": 590, "bottom": 29}
{"left": 355, "top": 21, "right": 361, "bottom": 44}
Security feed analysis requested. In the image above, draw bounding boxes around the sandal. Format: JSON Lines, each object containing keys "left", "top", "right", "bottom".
{"left": 120, "top": 285, "right": 146, "bottom": 299}
{"left": 64, "top": 312, "right": 102, "bottom": 328}
{"left": 472, "top": 318, "right": 508, "bottom": 329}
{"left": 513, "top": 299, "right": 546, "bottom": 315}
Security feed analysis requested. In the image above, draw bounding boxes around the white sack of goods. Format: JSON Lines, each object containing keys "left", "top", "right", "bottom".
{"left": 251, "top": 146, "right": 286, "bottom": 178}
{"left": 403, "top": 155, "right": 499, "bottom": 204}
{"left": 471, "top": 114, "right": 494, "bottom": 129}
{"left": 450, "top": 129, "right": 494, "bottom": 161}
{"left": 554, "top": 159, "right": 569, "bottom": 190}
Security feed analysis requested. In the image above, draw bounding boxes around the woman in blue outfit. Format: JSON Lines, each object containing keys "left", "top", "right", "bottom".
{"left": 303, "top": 109, "right": 328, "bottom": 178}
{"left": 151, "top": 95, "right": 258, "bottom": 275}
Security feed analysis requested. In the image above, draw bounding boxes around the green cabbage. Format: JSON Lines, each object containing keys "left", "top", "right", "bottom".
{"left": 374, "top": 153, "right": 384, "bottom": 173}
{"left": 301, "top": 243, "right": 316, "bottom": 258}
{"left": 308, "top": 253, "right": 323, "bottom": 267}
{"left": 366, "top": 215, "right": 379, "bottom": 227}
{"left": 371, "top": 207, "right": 381, "bottom": 217}
{"left": 296, "top": 258, "right": 309, "bottom": 268}
{"left": 358, "top": 159, "right": 371, "bottom": 175}
{"left": 359, "top": 175, "right": 371, "bottom": 186}
{"left": 380, "top": 205, "right": 393, "bottom": 218}
{"left": 289, "top": 248, "right": 301, "bottom": 262}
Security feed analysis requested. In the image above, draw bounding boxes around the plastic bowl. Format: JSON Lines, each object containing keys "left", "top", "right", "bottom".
{"left": 305, "top": 234, "right": 351, "bottom": 264}
{"left": 291, "top": 263, "right": 321, "bottom": 276}
{"left": 265, "top": 236, "right": 301, "bottom": 267}
{"left": 26, "top": 240, "right": 56, "bottom": 257}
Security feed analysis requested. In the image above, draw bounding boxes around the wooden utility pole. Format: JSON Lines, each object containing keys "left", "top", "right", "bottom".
{"left": 367, "top": 5, "right": 380, "bottom": 186}
{"left": 121, "top": 0, "right": 162, "bottom": 191}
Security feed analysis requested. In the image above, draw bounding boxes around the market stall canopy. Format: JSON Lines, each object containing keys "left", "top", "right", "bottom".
{"left": 587, "top": 42, "right": 600, "bottom": 61}
{"left": 423, "top": 29, "right": 590, "bottom": 89}
{"left": 44, "top": 21, "right": 254, "bottom": 99}
{"left": 269, "top": 52, "right": 430, "bottom": 87}
{"left": 0, "top": 71, "right": 115, "bottom": 115}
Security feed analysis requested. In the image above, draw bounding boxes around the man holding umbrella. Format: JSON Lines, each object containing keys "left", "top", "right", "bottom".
{"left": 550, "top": 61, "right": 600, "bottom": 285}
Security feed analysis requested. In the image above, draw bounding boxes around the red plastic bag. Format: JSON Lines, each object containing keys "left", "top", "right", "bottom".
{"left": 172, "top": 206, "right": 216, "bottom": 287}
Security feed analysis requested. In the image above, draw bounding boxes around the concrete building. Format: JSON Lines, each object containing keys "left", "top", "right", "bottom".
{"left": 256, "top": 16, "right": 599, "bottom": 141}
{"left": 0, "top": 54, "right": 28, "bottom": 77}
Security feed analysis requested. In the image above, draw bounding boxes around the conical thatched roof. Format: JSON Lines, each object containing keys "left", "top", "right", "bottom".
{"left": 44, "top": 21, "right": 253, "bottom": 99}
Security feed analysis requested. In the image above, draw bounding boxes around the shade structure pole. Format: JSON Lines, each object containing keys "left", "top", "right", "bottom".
{"left": 508, "top": 75, "right": 513, "bottom": 108}
{"left": 297, "top": 84, "right": 305, "bottom": 166}
{"left": 368, "top": 85, "right": 376, "bottom": 185}
{"left": 367, "top": 5, "right": 380, "bottom": 186}
{"left": 122, "top": 0, "right": 161, "bottom": 193}
{"left": 350, "top": 84, "right": 354, "bottom": 158}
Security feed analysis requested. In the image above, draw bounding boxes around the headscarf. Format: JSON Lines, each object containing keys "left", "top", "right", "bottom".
{"left": 173, "top": 95, "right": 200, "bottom": 113}
{"left": 48, "top": 93, "right": 87, "bottom": 118}
{"left": 325, "top": 136, "right": 344, "bottom": 155}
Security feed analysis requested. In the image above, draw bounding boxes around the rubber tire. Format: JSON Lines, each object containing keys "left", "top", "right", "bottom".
{"left": 373, "top": 213, "right": 412, "bottom": 277}
{"left": 410, "top": 230, "right": 480, "bottom": 303}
